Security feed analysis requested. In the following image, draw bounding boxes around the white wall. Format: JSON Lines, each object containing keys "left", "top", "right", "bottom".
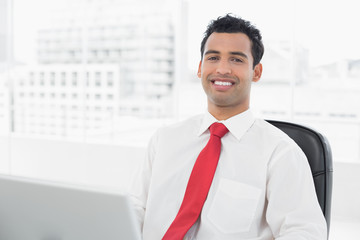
{"left": 0, "top": 136, "right": 145, "bottom": 192}
{"left": 332, "top": 162, "right": 360, "bottom": 221}
{"left": 0, "top": 135, "right": 10, "bottom": 172}
{"left": 330, "top": 162, "right": 360, "bottom": 239}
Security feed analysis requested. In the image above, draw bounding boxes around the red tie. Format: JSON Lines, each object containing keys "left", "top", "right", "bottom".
{"left": 162, "top": 122, "right": 229, "bottom": 240}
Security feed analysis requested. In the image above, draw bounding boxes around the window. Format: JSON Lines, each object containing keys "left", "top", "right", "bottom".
{"left": 95, "top": 72, "right": 101, "bottom": 86}
{"left": 72, "top": 72, "right": 77, "bottom": 86}
{"left": 50, "top": 72, "right": 56, "bottom": 86}
{"left": 61, "top": 72, "right": 66, "bottom": 86}
{"left": 8, "top": 0, "right": 358, "bottom": 147}
{"left": 107, "top": 72, "right": 113, "bottom": 86}
{"left": 39, "top": 72, "right": 45, "bottom": 86}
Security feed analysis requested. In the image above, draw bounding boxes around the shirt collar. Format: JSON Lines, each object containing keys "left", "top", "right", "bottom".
{"left": 197, "top": 109, "right": 255, "bottom": 141}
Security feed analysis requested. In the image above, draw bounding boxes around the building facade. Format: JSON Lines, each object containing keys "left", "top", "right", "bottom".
{"left": 9, "top": 0, "right": 186, "bottom": 138}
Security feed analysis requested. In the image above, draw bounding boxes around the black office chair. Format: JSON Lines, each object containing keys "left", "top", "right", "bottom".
{"left": 267, "top": 120, "right": 333, "bottom": 238}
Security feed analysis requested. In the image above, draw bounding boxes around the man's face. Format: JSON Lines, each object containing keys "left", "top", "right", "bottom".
{"left": 197, "top": 32, "right": 262, "bottom": 116}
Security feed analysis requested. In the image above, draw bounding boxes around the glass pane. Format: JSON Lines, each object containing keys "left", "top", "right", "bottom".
{"left": 292, "top": 0, "right": 360, "bottom": 163}
{"left": 0, "top": 0, "right": 11, "bottom": 173}
{"left": 12, "top": 0, "right": 183, "bottom": 145}
{"left": 8, "top": 0, "right": 360, "bottom": 163}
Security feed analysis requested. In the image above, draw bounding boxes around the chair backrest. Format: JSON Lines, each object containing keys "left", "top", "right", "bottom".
{"left": 267, "top": 120, "right": 333, "bottom": 235}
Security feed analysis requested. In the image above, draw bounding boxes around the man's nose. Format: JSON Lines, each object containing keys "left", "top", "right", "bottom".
{"left": 216, "top": 60, "right": 231, "bottom": 75}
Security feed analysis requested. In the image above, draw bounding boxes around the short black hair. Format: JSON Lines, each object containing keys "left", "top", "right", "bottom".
{"left": 200, "top": 14, "right": 264, "bottom": 68}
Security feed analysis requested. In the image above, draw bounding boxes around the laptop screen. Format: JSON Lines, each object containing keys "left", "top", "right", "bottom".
{"left": 0, "top": 174, "right": 141, "bottom": 240}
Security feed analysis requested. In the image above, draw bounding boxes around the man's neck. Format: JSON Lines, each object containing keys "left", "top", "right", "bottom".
{"left": 208, "top": 105, "right": 249, "bottom": 121}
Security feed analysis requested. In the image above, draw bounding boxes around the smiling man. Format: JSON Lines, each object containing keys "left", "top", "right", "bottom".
{"left": 130, "top": 14, "right": 327, "bottom": 240}
{"left": 199, "top": 31, "right": 262, "bottom": 120}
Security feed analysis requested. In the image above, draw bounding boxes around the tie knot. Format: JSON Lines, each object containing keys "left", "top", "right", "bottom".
{"left": 209, "top": 122, "right": 229, "bottom": 138}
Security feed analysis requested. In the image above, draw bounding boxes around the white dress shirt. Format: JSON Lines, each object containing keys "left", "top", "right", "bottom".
{"left": 130, "top": 110, "right": 327, "bottom": 240}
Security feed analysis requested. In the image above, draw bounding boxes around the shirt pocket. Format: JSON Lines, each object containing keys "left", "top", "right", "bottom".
{"left": 207, "top": 178, "right": 262, "bottom": 234}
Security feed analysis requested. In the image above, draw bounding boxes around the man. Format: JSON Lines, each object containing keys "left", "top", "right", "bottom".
{"left": 130, "top": 14, "right": 327, "bottom": 239}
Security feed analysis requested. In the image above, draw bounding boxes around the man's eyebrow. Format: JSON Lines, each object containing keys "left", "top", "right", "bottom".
{"left": 204, "top": 50, "right": 220, "bottom": 55}
{"left": 229, "top": 51, "right": 249, "bottom": 59}
{"left": 204, "top": 50, "right": 249, "bottom": 59}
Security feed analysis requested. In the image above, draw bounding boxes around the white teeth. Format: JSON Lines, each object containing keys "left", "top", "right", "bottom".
{"left": 214, "top": 81, "right": 232, "bottom": 86}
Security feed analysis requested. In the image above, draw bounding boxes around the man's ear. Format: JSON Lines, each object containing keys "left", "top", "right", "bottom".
{"left": 197, "top": 61, "right": 202, "bottom": 78}
{"left": 252, "top": 63, "right": 262, "bottom": 83}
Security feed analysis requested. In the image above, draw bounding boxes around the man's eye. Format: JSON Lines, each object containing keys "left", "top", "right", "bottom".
{"left": 231, "top": 58, "right": 243, "bottom": 63}
{"left": 208, "top": 56, "right": 218, "bottom": 61}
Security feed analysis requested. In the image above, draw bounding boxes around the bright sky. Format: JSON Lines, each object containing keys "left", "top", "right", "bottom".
{"left": 12, "top": 0, "right": 360, "bottom": 67}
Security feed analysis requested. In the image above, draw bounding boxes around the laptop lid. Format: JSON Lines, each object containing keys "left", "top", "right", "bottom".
{"left": 0, "top": 174, "right": 141, "bottom": 240}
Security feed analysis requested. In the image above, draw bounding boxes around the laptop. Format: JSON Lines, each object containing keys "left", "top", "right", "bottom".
{"left": 0, "top": 173, "right": 142, "bottom": 240}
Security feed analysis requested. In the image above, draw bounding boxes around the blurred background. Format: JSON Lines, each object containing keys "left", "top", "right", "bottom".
{"left": 1, "top": 0, "right": 359, "bottom": 238}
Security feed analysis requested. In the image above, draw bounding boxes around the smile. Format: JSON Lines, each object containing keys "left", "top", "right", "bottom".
{"left": 214, "top": 81, "right": 233, "bottom": 86}
{"left": 210, "top": 79, "right": 235, "bottom": 91}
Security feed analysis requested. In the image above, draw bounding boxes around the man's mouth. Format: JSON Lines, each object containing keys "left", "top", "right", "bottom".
{"left": 210, "top": 79, "right": 235, "bottom": 91}
{"left": 213, "top": 80, "right": 233, "bottom": 86}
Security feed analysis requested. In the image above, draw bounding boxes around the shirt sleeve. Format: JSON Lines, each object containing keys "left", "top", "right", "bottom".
{"left": 266, "top": 140, "right": 328, "bottom": 240}
{"left": 129, "top": 130, "right": 158, "bottom": 231}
